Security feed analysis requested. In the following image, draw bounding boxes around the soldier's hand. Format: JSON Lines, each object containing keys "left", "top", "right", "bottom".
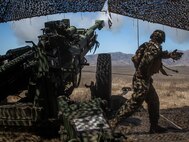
{"left": 170, "top": 49, "right": 183, "bottom": 60}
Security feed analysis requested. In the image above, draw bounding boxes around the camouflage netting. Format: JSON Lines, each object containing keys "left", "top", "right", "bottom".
{"left": 0, "top": 0, "right": 189, "bottom": 31}
{"left": 0, "top": 0, "right": 106, "bottom": 22}
{"left": 109, "top": 0, "right": 189, "bottom": 31}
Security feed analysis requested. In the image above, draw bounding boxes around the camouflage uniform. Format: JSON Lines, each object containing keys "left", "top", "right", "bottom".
{"left": 114, "top": 30, "right": 183, "bottom": 132}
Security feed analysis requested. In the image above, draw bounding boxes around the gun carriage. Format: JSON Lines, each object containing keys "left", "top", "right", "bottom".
{"left": 0, "top": 19, "right": 119, "bottom": 141}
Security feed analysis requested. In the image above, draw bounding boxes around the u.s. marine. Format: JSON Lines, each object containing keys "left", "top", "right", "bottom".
{"left": 112, "top": 30, "right": 183, "bottom": 133}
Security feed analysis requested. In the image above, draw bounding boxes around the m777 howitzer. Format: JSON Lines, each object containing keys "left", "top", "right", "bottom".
{"left": 0, "top": 19, "right": 123, "bottom": 141}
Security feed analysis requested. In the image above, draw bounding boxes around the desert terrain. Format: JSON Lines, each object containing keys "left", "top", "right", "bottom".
{"left": 73, "top": 65, "right": 189, "bottom": 109}
{"left": 0, "top": 65, "right": 188, "bottom": 141}
{"left": 71, "top": 65, "right": 189, "bottom": 141}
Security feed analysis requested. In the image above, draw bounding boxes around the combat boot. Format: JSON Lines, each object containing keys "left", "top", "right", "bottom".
{"left": 149, "top": 125, "right": 167, "bottom": 134}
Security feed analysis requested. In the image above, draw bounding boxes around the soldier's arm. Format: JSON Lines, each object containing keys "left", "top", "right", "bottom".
{"left": 161, "top": 50, "right": 171, "bottom": 59}
{"left": 161, "top": 49, "right": 183, "bottom": 60}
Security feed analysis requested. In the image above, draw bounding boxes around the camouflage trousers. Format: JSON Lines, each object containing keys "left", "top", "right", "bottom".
{"left": 115, "top": 73, "right": 160, "bottom": 126}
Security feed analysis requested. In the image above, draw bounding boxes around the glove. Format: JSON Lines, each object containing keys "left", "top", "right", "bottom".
{"left": 169, "top": 49, "right": 183, "bottom": 60}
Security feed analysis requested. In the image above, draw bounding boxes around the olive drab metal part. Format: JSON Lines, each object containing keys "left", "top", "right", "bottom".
{"left": 0, "top": 19, "right": 124, "bottom": 141}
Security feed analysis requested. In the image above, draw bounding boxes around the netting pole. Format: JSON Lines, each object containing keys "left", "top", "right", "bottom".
{"left": 137, "top": 19, "right": 140, "bottom": 47}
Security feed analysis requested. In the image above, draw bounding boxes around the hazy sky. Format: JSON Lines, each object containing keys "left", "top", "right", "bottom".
{"left": 0, "top": 12, "right": 189, "bottom": 55}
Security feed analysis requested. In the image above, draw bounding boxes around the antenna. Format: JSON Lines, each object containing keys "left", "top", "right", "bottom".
{"left": 137, "top": 19, "right": 140, "bottom": 47}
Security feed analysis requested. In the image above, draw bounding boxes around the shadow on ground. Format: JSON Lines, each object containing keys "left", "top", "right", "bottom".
{"left": 112, "top": 101, "right": 189, "bottom": 142}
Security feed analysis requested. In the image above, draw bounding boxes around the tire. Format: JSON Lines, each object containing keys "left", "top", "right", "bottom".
{"left": 95, "top": 53, "right": 112, "bottom": 107}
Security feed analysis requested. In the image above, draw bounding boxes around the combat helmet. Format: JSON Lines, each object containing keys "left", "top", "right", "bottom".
{"left": 150, "top": 30, "right": 165, "bottom": 43}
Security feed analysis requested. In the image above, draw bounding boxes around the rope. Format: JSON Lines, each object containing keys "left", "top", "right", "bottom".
{"left": 162, "top": 64, "right": 178, "bottom": 73}
{"left": 137, "top": 19, "right": 140, "bottom": 47}
{"left": 160, "top": 114, "right": 183, "bottom": 130}
{"left": 142, "top": 108, "right": 183, "bottom": 130}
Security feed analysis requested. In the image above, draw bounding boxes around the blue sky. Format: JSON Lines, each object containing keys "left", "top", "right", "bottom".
{"left": 0, "top": 12, "right": 189, "bottom": 55}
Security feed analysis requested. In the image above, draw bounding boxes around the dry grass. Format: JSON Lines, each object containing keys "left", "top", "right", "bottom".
{"left": 72, "top": 66, "right": 189, "bottom": 109}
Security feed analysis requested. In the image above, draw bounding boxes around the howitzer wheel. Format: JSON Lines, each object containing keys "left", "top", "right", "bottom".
{"left": 95, "top": 53, "right": 112, "bottom": 108}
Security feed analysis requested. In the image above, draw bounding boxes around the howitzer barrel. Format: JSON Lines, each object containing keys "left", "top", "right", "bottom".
{"left": 0, "top": 46, "right": 31, "bottom": 62}
{"left": 85, "top": 20, "right": 104, "bottom": 38}
{"left": 6, "top": 46, "right": 31, "bottom": 55}
{"left": 83, "top": 20, "right": 104, "bottom": 44}
{"left": 81, "top": 20, "right": 104, "bottom": 57}
{"left": 66, "top": 20, "right": 104, "bottom": 38}
{"left": 88, "top": 20, "right": 104, "bottom": 31}
{"left": 0, "top": 50, "right": 34, "bottom": 74}
{"left": 69, "top": 20, "right": 104, "bottom": 57}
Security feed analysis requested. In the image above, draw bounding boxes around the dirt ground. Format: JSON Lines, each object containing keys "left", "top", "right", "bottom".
{"left": 76, "top": 65, "right": 189, "bottom": 109}
{"left": 72, "top": 65, "right": 189, "bottom": 141}
{"left": 0, "top": 66, "right": 189, "bottom": 141}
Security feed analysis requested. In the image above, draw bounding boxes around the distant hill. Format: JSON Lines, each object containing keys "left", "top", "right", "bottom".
{"left": 86, "top": 50, "right": 189, "bottom": 66}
